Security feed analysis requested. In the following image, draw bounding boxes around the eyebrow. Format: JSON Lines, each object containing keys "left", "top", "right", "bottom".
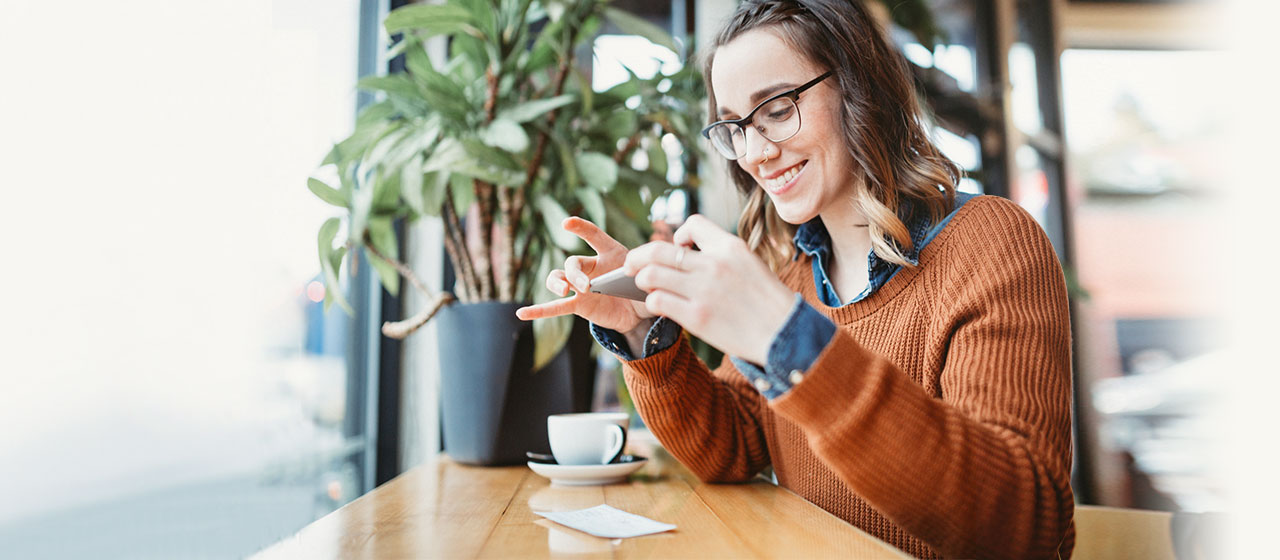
{"left": 716, "top": 81, "right": 799, "bottom": 118}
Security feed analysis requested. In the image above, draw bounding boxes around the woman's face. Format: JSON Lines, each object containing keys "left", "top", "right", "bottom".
{"left": 710, "top": 27, "right": 856, "bottom": 225}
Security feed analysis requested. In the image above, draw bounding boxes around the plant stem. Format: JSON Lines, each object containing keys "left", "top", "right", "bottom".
{"left": 509, "top": 54, "right": 575, "bottom": 296}
{"left": 442, "top": 188, "right": 480, "bottom": 301}
{"left": 359, "top": 233, "right": 429, "bottom": 299}
{"left": 613, "top": 133, "right": 642, "bottom": 163}
{"left": 381, "top": 291, "right": 454, "bottom": 339}
{"left": 516, "top": 228, "right": 537, "bottom": 300}
{"left": 356, "top": 236, "right": 456, "bottom": 339}
{"left": 470, "top": 179, "right": 496, "bottom": 300}
{"left": 496, "top": 185, "right": 516, "bottom": 301}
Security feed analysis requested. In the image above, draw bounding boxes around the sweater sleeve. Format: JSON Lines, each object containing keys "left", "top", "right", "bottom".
{"left": 621, "top": 337, "right": 773, "bottom": 483}
{"left": 770, "top": 199, "right": 1075, "bottom": 560}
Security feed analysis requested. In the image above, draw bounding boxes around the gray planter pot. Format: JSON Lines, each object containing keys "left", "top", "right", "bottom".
{"left": 436, "top": 301, "right": 594, "bottom": 465}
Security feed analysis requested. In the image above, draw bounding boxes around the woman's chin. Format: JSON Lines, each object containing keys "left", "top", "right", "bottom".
{"left": 771, "top": 203, "right": 815, "bottom": 226}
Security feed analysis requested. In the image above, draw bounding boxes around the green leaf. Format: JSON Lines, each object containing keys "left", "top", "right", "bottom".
{"left": 603, "top": 110, "right": 637, "bottom": 139}
{"left": 603, "top": 199, "right": 646, "bottom": 249}
{"left": 603, "top": 7, "right": 678, "bottom": 54}
{"left": 318, "top": 217, "right": 354, "bottom": 314}
{"left": 531, "top": 245, "right": 571, "bottom": 371}
{"left": 373, "top": 170, "right": 402, "bottom": 214}
{"left": 308, "top": 177, "right": 347, "bottom": 207}
{"left": 479, "top": 118, "right": 530, "bottom": 152}
{"left": 536, "top": 194, "right": 582, "bottom": 252}
{"left": 532, "top": 313, "right": 572, "bottom": 371}
{"left": 451, "top": 158, "right": 524, "bottom": 187}
{"left": 526, "top": 21, "right": 560, "bottom": 73}
{"left": 400, "top": 154, "right": 425, "bottom": 215}
{"left": 554, "top": 136, "right": 578, "bottom": 191}
{"left": 363, "top": 124, "right": 408, "bottom": 168}
{"left": 572, "top": 66, "right": 594, "bottom": 114}
{"left": 576, "top": 187, "right": 606, "bottom": 229}
{"left": 646, "top": 140, "right": 668, "bottom": 178}
{"left": 449, "top": 173, "right": 474, "bottom": 215}
{"left": 414, "top": 69, "right": 472, "bottom": 122}
{"left": 367, "top": 217, "right": 401, "bottom": 297}
{"left": 576, "top": 152, "right": 618, "bottom": 191}
{"left": 459, "top": 138, "right": 524, "bottom": 178}
{"left": 349, "top": 180, "right": 373, "bottom": 244}
{"left": 384, "top": 3, "right": 482, "bottom": 38}
{"left": 422, "top": 138, "right": 467, "bottom": 172}
{"left": 423, "top": 171, "right": 450, "bottom": 215}
{"left": 357, "top": 75, "right": 421, "bottom": 102}
{"left": 497, "top": 95, "right": 575, "bottom": 124}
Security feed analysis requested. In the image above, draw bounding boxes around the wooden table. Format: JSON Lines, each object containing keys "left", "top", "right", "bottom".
{"left": 252, "top": 452, "right": 910, "bottom": 559}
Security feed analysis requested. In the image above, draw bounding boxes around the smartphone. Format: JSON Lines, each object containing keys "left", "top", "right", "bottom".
{"left": 588, "top": 268, "right": 648, "bottom": 301}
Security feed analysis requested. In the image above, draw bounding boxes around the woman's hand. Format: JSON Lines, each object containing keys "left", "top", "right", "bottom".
{"left": 624, "top": 214, "right": 795, "bottom": 364}
{"left": 515, "top": 217, "right": 655, "bottom": 333}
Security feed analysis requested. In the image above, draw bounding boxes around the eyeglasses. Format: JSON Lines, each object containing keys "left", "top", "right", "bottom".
{"left": 700, "top": 71, "right": 832, "bottom": 161}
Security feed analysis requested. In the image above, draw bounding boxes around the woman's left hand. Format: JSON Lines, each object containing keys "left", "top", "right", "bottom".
{"left": 623, "top": 214, "right": 796, "bottom": 364}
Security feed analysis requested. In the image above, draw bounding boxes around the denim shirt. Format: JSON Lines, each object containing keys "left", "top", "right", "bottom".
{"left": 592, "top": 192, "right": 977, "bottom": 400}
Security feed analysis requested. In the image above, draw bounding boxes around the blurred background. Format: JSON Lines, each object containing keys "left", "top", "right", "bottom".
{"left": 0, "top": 0, "right": 1273, "bottom": 558}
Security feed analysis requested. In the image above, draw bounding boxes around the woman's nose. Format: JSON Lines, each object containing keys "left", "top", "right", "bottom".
{"left": 741, "top": 126, "right": 777, "bottom": 165}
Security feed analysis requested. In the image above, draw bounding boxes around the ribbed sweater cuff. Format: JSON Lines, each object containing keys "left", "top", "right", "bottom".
{"left": 770, "top": 329, "right": 933, "bottom": 454}
{"left": 770, "top": 331, "right": 871, "bottom": 426}
{"left": 621, "top": 335, "right": 689, "bottom": 394}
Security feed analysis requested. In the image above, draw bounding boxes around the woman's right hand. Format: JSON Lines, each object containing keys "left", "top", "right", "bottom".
{"left": 514, "top": 217, "right": 654, "bottom": 333}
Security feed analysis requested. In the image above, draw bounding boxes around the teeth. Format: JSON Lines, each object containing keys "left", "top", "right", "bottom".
{"left": 765, "top": 162, "right": 805, "bottom": 191}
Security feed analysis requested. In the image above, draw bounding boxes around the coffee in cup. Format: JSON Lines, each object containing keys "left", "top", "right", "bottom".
{"left": 547, "top": 412, "right": 628, "bottom": 465}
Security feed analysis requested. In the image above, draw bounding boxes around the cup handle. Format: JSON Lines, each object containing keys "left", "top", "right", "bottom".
{"left": 603, "top": 424, "right": 626, "bottom": 464}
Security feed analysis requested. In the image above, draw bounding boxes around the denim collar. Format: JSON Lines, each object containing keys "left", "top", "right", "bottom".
{"left": 793, "top": 199, "right": 932, "bottom": 265}
{"left": 792, "top": 192, "right": 976, "bottom": 306}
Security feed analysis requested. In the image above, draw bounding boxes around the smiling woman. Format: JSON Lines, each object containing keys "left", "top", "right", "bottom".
{"left": 516, "top": 1, "right": 1075, "bottom": 559}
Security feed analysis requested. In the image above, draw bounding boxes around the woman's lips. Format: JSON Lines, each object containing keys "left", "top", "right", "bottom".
{"left": 764, "top": 161, "right": 807, "bottom": 195}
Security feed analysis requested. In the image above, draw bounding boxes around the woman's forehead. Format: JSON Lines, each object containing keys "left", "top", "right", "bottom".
{"left": 710, "top": 28, "right": 820, "bottom": 115}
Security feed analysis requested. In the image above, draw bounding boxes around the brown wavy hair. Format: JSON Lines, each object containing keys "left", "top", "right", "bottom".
{"left": 702, "top": 0, "right": 960, "bottom": 271}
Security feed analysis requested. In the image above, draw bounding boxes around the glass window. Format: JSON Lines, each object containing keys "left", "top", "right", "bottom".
{"left": 1062, "top": 48, "right": 1230, "bottom": 512}
{"left": 0, "top": 1, "right": 367, "bottom": 557}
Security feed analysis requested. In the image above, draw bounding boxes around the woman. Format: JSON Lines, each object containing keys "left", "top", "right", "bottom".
{"left": 517, "top": 1, "right": 1074, "bottom": 557}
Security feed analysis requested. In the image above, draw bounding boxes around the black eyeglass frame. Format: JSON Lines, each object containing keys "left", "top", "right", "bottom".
{"left": 699, "top": 71, "right": 833, "bottom": 156}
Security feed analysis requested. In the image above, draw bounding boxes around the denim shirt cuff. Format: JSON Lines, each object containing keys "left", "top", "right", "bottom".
{"left": 590, "top": 317, "right": 682, "bottom": 361}
{"left": 732, "top": 294, "right": 836, "bottom": 400}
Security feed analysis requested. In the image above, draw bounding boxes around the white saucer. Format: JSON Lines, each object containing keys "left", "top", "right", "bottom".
{"left": 527, "top": 457, "right": 648, "bottom": 486}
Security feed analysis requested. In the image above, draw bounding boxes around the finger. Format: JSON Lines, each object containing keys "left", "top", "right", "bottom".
{"left": 623, "top": 241, "right": 677, "bottom": 274}
{"left": 672, "top": 214, "right": 735, "bottom": 251}
{"left": 643, "top": 289, "right": 699, "bottom": 328}
{"left": 625, "top": 241, "right": 696, "bottom": 275}
{"left": 515, "top": 297, "right": 578, "bottom": 321}
{"left": 634, "top": 260, "right": 697, "bottom": 299}
{"left": 546, "top": 269, "right": 571, "bottom": 297}
{"left": 563, "top": 217, "right": 626, "bottom": 256}
{"left": 563, "top": 255, "right": 598, "bottom": 291}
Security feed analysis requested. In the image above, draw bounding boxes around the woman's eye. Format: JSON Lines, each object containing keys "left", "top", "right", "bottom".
{"left": 765, "top": 105, "right": 793, "bottom": 121}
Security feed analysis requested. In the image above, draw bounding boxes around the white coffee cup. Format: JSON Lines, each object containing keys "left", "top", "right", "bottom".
{"left": 547, "top": 412, "right": 628, "bottom": 466}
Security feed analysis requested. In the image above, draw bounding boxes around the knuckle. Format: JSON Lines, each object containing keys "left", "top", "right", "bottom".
{"left": 689, "top": 303, "right": 710, "bottom": 328}
{"left": 634, "top": 267, "right": 655, "bottom": 290}
{"left": 644, "top": 292, "right": 662, "bottom": 315}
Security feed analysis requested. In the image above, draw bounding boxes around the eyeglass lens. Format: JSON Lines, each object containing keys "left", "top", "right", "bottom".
{"left": 709, "top": 96, "right": 801, "bottom": 160}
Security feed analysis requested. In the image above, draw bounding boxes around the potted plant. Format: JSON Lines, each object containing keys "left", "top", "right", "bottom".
{"left": 307, "top": 0, "right": 704, "bottom": 465}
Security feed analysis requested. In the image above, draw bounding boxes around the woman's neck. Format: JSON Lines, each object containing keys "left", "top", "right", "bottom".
{"left": 820, "top": 202, "right": 874, "bottom": 300}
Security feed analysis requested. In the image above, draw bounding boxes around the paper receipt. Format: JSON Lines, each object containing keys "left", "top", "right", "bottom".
{"left": 533, "top": 504, "right": 677, "bottom": 538}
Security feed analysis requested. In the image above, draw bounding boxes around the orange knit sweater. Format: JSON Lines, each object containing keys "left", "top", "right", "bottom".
{"left": 621, "top": 196, "right": 1075, "bottom": 559}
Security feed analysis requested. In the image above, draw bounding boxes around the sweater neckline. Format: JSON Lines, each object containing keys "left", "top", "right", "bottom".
{"left": 794, "top": 195, "right": 988, "bottom": 324}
